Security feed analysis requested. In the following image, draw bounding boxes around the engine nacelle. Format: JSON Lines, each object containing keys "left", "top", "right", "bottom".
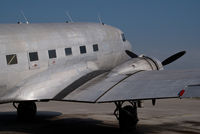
{"left": 110, "top": 56, "right": 163, "bottom": 76}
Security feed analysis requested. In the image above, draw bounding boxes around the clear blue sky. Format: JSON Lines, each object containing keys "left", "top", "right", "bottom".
{"left": 0, "top": 0, "right": 200, "bottom": 69}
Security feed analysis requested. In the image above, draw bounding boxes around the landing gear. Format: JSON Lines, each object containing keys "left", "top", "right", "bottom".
{"left": 114, "top": 101, "right": 138, "bottom": 131}
{"left": 13, "top": 101, "right": 37, "bottom": 120}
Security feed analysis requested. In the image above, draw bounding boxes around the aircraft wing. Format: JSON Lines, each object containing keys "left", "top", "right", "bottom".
{"left": 61, "top": 69, "right": 200, "bottom": 103}
{"left": 1, "top": 66, "right": 200, "bottom": 103}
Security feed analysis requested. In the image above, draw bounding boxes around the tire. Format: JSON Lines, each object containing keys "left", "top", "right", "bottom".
{"left": 17, "top": 101, "right": 37, "bottom": 121}
{"left": 119, "top": 105, "right": 138, "bottom": 131}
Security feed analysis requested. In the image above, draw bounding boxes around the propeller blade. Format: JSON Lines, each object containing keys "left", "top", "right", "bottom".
{"left": 162, "top": 51, "right": 186, "bottom": 66}
{"left": 125, "top": 50, "right": 138, "bottom": 58}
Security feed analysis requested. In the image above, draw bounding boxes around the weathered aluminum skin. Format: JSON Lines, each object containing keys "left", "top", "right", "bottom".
{"left": 0, "top": 22, "right": 131, "bottom": 103}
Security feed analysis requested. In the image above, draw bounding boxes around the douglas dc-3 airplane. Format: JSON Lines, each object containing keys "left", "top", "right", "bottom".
{"left": 0, "top": 22, "right": 199, "bottom": 130}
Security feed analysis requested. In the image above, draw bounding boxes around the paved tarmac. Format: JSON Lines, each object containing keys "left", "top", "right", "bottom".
{"left": 0, "top": 99, "right": 199, "bottom": 134}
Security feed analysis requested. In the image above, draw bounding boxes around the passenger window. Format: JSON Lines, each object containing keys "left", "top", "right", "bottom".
{"left": 6, "top": 54, "right": 18, "bottom": 65}
{"left": 29, "top": 52, "right": 39, "bottom": 62}
{"left": 93, "top": 44, "right": 99, "bottom": 52}
{"left": 48, "top": 49, "right": 57, "bottom": 59}
{"left": 80, "top": 46, "right": 86, "bottom": 54}
{"left": 121, "top": 33, "right": 126, "bottom": 42}
{"left": 65, "top": 48, "right": 72, "bottom": 56}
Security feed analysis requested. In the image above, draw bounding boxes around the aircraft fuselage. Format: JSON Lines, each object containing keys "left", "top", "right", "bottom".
{"left": 0, "top": 23, "right": 131, "bottom": 100}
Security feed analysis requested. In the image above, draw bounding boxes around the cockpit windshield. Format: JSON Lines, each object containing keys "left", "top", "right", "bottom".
{"left": 121, "top": 33, "right": 126, "bottom": 42}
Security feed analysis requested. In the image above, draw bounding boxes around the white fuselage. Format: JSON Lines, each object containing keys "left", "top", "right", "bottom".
{"left": 0, "top": 23, "right": 132, "bottom": 98}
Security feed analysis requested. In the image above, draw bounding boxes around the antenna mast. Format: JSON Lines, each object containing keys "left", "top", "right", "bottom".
{"left": 65, "top": 12, "right": 73, "bottom": 23}
{"left": 21, "top": 10, "right": 29, "bottom": 24}
{"left": 98, "top": 13, "right": 104, "bottom": 25}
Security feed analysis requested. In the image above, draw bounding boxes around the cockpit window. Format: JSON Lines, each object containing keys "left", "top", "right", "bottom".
{"left": 121, "top": 33, "right": 126, "bottom": 42}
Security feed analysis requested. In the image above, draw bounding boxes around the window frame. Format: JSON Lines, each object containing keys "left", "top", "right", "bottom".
{"left": 93, "top": 44, "right": 99, "bottom": 52}
{"left": 65, "top": 48, "right": 72, "bottom": 56}
{"left": 6, "top": 54, "right": 18, "bottom": 65}
{"left": 29, "top": 52, "right": 39, "bottom": 62}
{"left": 48, "top": 49, "right": 57, "bottom": 59}
{"left": 79, "top": 45, "right": 87, "bottom": 54}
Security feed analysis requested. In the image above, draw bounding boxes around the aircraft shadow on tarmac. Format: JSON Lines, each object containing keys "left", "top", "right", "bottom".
{"left": 0, "top": 111, "right": 199, "bottom": 134}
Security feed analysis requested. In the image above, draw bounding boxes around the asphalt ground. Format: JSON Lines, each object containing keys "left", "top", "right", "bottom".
{"left": 0, "top": 98, "right": 199, "bottom": 134}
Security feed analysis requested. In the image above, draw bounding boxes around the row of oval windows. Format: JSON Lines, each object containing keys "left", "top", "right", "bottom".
{"left": 6, "top": 44, "right": 99, "bottom": 65}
